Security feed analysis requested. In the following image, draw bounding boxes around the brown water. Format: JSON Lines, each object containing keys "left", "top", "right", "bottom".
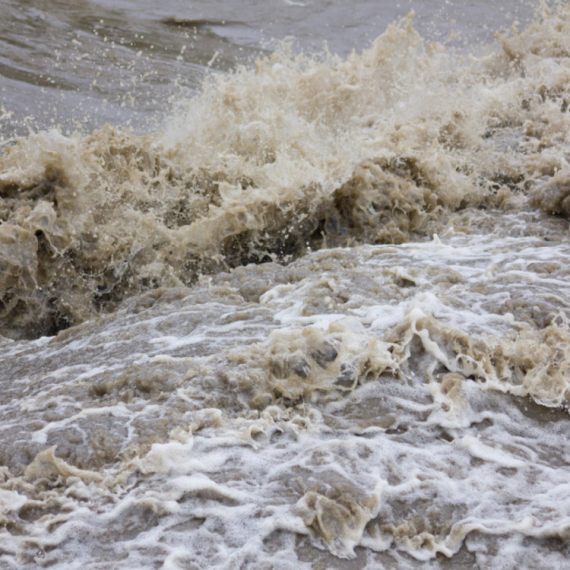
{"left": 2, "top": 1, "right": 570, "bottom": 569}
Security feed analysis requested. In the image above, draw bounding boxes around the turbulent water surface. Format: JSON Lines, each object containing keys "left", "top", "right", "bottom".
{"left": 3, "top": 1, "right": 570, "bottom": 568}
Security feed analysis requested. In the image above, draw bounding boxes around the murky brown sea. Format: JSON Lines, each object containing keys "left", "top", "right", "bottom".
{"left": 3, "top": 1, "right": 570, "bottom": 568}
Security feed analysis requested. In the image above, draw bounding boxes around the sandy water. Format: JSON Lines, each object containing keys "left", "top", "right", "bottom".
{"left": 2, "top": 1, "right": 570, "bottom": 568}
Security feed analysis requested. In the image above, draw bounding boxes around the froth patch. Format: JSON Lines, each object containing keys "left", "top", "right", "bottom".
{"left": 196, "top": 322, "right": 400, "bottom": 411}
{"left": 390, "top": 308, "right": 570, "bottom": 410}
{"left": 24, "top": 446, "right": 103, "bottom": 485}
{"left": 296, "top": 480, "right": 385, "bottom": 559}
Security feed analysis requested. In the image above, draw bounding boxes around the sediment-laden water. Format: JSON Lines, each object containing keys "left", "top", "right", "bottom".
{"left": 2, "top": 1, "right": 570, "bottom": 568}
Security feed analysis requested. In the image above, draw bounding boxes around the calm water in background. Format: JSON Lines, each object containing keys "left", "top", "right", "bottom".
{"left": 0, "top": 0, "right": 536, "bottom": 136}
{"left": 3, "top": 1, "right": 570, "bottom": 569}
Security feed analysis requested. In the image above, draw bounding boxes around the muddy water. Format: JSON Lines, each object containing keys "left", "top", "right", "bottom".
{"left": 2, "top": 1, "right": 570, "bottom": 568}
